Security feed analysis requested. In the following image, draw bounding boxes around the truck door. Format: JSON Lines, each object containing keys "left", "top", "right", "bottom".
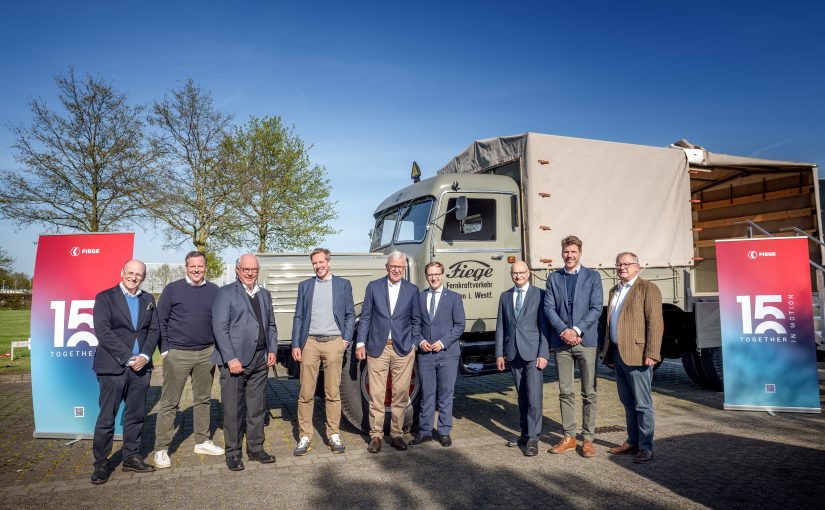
{"left": 434, "top": 192, "right": 521, "bottom": 332}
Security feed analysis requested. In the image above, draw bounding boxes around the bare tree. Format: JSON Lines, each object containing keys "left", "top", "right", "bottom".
{"left": 222, "top": 115, "right": 337, "bottom": 252}
{"left": 0, "top": 68, "right": 151, "bottom": 232}
{"left": 145, "top": 79, "right": 237, "bottom": 254}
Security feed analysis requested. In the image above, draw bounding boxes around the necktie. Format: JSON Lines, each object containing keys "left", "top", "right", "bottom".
{"left": 133, "top": 338, "right": 140, "bottom": 356}
{"left": 515, "top": 288, "right": 523, "bottom": 318}
{"left": 429, "top": 290, "right": 437, "bottom": 320}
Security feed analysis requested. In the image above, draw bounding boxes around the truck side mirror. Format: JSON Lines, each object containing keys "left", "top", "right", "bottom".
{"left": 455, "top": 196, "right": 468, "bottom": 221}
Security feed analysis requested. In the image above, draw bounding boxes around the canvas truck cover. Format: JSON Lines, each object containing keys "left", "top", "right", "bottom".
{"left": 437, "top": 133, "right": 694, "bottom": 269}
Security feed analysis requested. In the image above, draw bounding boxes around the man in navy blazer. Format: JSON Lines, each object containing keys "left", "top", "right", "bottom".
{"left": 495, "top": 260, "right": 549, "bottom": 457}
{"left": 291, "top": 248, "right": 355, "bottom": 456}
{"left": 356, "top": 250, "right": 422, "bottom": 453}
{"left": 544, "top": 235, "right": 603, "bottom": 458}
{"left": 211, "top": 253, "right": 277, "bottom": 471}
{"left": 90, "top": 259, "right": 159, "bottom": 484}
{"left": 410, "top": 261, "right": 465, "bottom": 447}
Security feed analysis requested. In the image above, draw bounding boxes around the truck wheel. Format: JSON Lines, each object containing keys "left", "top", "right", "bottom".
{"left": 340, "top": 347, "right": 421, "bottom": 435}
{"left": 699, "top": 347, "right": 724, "bottom": 391}
{"left": 681, "top": 351, "right": 709, "bottom": 388}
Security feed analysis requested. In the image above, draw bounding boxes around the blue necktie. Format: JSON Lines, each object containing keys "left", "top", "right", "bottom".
{"left": 515, "top": 288, "right": 523, "bottom": 318}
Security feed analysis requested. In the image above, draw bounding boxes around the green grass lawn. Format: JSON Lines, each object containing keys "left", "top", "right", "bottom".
{"left": 0, "top": 309, "right": 31, "bottom": 374}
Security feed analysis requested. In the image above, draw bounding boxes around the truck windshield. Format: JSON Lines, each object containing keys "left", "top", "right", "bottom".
{"left": 371, "top": 199, "right": 433, "bottom": 250}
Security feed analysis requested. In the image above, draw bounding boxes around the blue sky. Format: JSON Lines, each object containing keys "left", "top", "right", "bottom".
{"left": 1, "top": 1, "right": 823, "bottom": 274}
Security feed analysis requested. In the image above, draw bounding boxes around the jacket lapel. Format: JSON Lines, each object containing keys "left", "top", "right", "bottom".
{"left": 113, "top": 286, "right": 135, "bottom": 331}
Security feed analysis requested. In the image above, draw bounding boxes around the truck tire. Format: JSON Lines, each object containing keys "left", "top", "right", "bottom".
{"left": 340, "top": 346, "right": 421, "bottom": 435}
{"left": 699, "top": 347, "right": 724, "bottom": 391}
{"left": 681, "top": 350, "right": 709, "bottom": 388}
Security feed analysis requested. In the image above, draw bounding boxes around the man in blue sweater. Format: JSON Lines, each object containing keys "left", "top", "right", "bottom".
{"left": 153, "top": 251, "right": 223, "bottom": 468}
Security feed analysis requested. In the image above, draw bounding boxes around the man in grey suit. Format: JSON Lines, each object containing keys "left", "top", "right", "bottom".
{"left": 291, "top": 248, "right": 355, "bottom": 456}
{"left": 544, "top": 235, "right": 603, "bottom": 458}
{"left": 495, "top": 260, "right": 549, "bottom": 457}
{"left": 356, "top": 250, "right": 422, "bottom": 453}
{"left": 410, "top": 261, "right": 465, "bottom": 447}
{"left": 212, "top": 253, "right": 277, "bottom": 471}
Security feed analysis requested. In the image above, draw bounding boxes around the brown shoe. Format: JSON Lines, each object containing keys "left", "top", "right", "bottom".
{"left": 390, "top": 437, "right": 408, "bottom": 451}
{"left": 607, "top": 442, "right": 639, "bottom": 455}
{"left": 367, "top": 437, "right": 382, "bottom": 453}
{"left": 633, "top": 449, "right": 654, "bottom": 463}
{"left": 548, "top": 436, "right": 577, "bottom": 454}
{"left": 580, "top": 440, "right": 596, "bottom": 458}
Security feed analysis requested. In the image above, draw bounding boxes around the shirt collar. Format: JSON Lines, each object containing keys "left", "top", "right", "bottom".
{"left": 119, "top": 282, "right": 142, "bottom": 297}
{"left": 185, "top": 275, "right": 207, "bottom": 287}
{"left": 387, "top": 277, "right": 401, "bottom": 288}
{"left": 429, "top": 285, "right": 443, "bottom": 293}
{"left": 239, "top": 280, "right": 260, "bottom": 296}
{"left": 618, "top": 276, "right": 639, "bottom": 289}
{"left": 515, "top": 282, "right": 530, "bottom": 293}
{"left": 316, "top": 274, "right": 333, "bottom": 282}
{"left": 563, "top": 264, "right": 581, "bottom": 275}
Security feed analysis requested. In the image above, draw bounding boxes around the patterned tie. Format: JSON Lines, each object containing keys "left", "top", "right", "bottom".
{"left": 515, "top": 288, "right": 523, "bottom": 318}
{"left": 429, "top": 290, "right": 437, "bottom": 320}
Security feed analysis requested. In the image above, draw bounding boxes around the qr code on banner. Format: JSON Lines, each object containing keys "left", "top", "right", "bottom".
{"left": 765, "top": 384, "right": 776, "bottom": 394}
{"left": 74, "top": 407, "right": 85, "bottom": 418}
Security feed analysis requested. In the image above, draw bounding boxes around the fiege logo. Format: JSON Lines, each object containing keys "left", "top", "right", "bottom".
{"left": 69, "top": 247, "right": 101, "bottom": 256}
{"left": 747, "top": 250, "right": 776, "bottom": 260}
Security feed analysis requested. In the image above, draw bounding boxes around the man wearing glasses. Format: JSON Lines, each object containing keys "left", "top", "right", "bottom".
{"left": 211, "top": 253, "right": 277, "bottom": 471}
{"left": 600, "top": 252, "right": 663, "bottom": 464}
{"left": 495, "top": 260, "right": 549, "bottom": 457}
{"left": 356, "top": 250, "right": 422, "bottom": 453}
{"left": 410, "top": 261, "right": 465, "bottom": 447}
{"left": 91, "top": 259, "right": 159, "bottom": 484}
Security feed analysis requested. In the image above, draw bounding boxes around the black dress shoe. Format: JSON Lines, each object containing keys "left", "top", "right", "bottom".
{"left": 90, "top": 464, "right": 109, "bottom": 485}
{"left": 248, "top": 449, "right": 276, "bottom": 464}
{"left": 506, "top": 437, "right": 528, "bottom": 448}
{"left": 524, "top": 438, "right": 539, "bottom": 457}
{"left": 439, "top": 435, "right": 452, "bottom": 447}
{"left": 226, "top": 456, "right": 245, "bottom": 471}
{"left": 367, "top": 437, "right": 382, "bottom": 453}
{"left": 121, "top": 455, "right": 156, "bottom": 473}
{"left": 390, "top": 437, "right": 408, "bottom": 451}
{"left": 409, "top": 435, "right": 433, "bottom": 446}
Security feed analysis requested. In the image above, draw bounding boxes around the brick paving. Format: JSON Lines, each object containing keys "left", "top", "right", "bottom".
{"left": 0, "top": 359, "right": 822, "bottom": 509}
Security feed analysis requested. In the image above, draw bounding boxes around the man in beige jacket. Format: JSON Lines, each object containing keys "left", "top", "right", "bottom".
{"left": 600, "top": 252, "right": 662, "bottom": 464}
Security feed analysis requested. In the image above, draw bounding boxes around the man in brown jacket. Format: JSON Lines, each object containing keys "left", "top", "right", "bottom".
{"left": 600, "top": 252, "right": 662, "bottom": 464}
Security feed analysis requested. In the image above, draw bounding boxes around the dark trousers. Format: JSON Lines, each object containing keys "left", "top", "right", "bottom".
{"left": 510, "top": 354, "right": 544, "bottom": 439}
{"left": 417, "top": 352, "right": 459, "bottom": 436}
{"left": 615, "top": 350, "right": 655, "bottom": 451}
{"left": 219, "top": 348, "right": 268, "bottom": 458}
{"left": 93, "top": 368, "right": 151, "bottom": 466}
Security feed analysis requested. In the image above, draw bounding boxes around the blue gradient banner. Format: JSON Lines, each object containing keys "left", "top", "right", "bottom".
{"left": 30, "top": 233, "right": 134, "bottom": 438}
{"left": 716, "top": 237, "right": 820, "bottom": 413}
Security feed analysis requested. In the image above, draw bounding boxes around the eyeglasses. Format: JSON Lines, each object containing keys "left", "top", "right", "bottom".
{"left": 387, "top": 265, "right": 406, "bottom": 271}
{"left": 124, "top": 272, "right": 145, "bottom": 280}
{"left": 239, "top": 267, "right": 260, "bottom": 274}
{"left": 615, "top": 262, "right": 638, "bottom": 268}
{"left": 426, "top": 273, "right": 443, "bottom": 278}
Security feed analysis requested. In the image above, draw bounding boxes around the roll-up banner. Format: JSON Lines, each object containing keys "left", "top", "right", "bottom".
{"left": 716, "top": 237, "right": 821, "bottom": 413}
{"left": 30, "top": 233, "right": 135, "bottom": 438}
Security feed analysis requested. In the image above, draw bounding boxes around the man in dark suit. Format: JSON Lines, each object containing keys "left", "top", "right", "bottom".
{"left": 544, "top": 235, "right": 603, "bottom": 458}
{"left": 410, "top": 261, "right": 465, "bottom": 447}
{"left": 211, "top": 253, "right": 277, "bottom": 471}
{"left": 600, "top": 251, "right": 663, "bottom": 464}
{"left": 291, "top": 248, "right": 355, "bottom": 456}
{"left": 496, "top": 260, "right": 549, "bottom": 457}
{"left": 91, "top": 259, "right": 160, "bottom": 484}
{"left": 356, "top": 250, "right": 422, "bottom": 453}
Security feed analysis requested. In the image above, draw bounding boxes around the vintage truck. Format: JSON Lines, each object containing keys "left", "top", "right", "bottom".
{"left": 259, "top": 132, "right": 823, "bottom": 433}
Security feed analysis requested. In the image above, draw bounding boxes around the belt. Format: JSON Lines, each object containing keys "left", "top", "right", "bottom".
{"left": 309, "top": 335, "right": 339, "bottom": 342}
{"left": 386, "top": 339, "right": 393, "bottom": 345}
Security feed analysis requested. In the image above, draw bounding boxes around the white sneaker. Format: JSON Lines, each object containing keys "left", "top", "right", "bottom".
{"left": 193, "top": 439, "right": 225, "bottom": 456}
{"left": 154, "top": 449, "right": 171, "bottom": 469}
{"left": 329, "top": 434, "right": 345, "bottom": 454}
{"left": 294, "top": 436, "right": 311, "bottom": 456}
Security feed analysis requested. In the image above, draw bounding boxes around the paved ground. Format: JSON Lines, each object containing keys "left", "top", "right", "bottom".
{"left": 0, "top": 359, "right": 823, "bottom": 509}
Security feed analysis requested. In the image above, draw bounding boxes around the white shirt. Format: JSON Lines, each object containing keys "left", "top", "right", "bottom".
{"left": 387, "top": 278, "right": 401, "bottom": 315}
{"left": 185, "top": 275, "right": 207, "bottom": 287}
{"left": 243, "top": 283, "right": 260, "bottom": 297}
{"left": 609, "top": 276, "right": 638, "bottom": 343}
{"left": 512, "top": 282, "right": 530, "bottom": 309}
{"left": 421, "top": 286, "right": 444, "bottom": 350}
